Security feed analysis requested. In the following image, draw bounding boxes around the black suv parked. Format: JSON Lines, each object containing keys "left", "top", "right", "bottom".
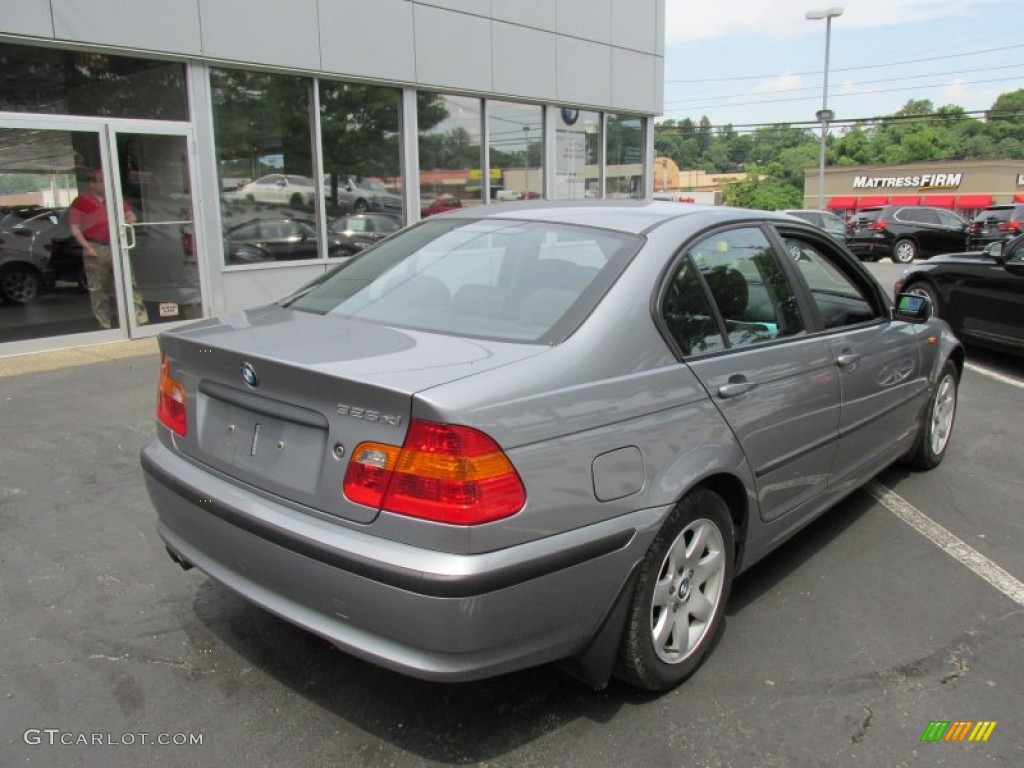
{"left": 845, "top": 205, "right": 968, "bottom": 263}
{"left": 783, "top": 209, "right": 847, "bottom": 242}
{"left": 968, "top": 204, "right": 1024, "bottom": 249}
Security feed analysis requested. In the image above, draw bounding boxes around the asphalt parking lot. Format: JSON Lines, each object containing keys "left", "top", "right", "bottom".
{"left": 1, "top": 273, "right": 1022, "bottom": 766}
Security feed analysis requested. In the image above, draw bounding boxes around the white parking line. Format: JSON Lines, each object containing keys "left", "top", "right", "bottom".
{"left": 866, "top": 481, "right": 1024, "bottom": 607}
{"left": 965, "top": 362, "right": 1024, "bottom": 390}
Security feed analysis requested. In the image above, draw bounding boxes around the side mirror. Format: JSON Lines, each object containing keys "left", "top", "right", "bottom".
{"left": 894, "top": 293, "right": 932, "bottom": 323}
{"left": 984, "top": 241, "right": 1005, "bottom": 261}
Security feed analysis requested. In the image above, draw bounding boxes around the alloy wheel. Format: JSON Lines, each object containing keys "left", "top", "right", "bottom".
{"left": 650, "top": 517, "right": 727, "bottom": 664}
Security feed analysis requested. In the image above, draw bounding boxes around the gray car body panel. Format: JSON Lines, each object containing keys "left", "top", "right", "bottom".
{"left": 141, "top": 201, "right": 962, "bottom": 684}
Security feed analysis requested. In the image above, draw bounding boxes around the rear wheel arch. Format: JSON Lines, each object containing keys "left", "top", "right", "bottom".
{"left": 691, "top": 473, "right": 748, "bottom": 566}
{"left": 616, "top": 484, "right": 737, "bottom": 690}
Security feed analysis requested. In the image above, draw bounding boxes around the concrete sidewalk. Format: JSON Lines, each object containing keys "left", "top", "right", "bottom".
{"left": 0, "top": 337, "right": 158, "bottom": 378}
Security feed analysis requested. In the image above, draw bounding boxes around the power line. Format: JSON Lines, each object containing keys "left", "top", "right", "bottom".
{"left": 663, "top": 43, "right": 1024, "bottom": 85}
{"left": 661, "top": 75, "right": 1024, "bottom": 114}
{"left": 662, "top": 63, "right": 1024, "bottom": 108}
{"left": 655, "top": 109, "right": 1024, "bottom": 135}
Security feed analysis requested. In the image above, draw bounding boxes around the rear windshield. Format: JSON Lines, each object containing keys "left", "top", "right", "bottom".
{"left": 280, "top": 218, "right": 643, "bottom": 343}
{"left": 850, "top": 208, "right": 884, "bottom": 222}
{"left": 973, "top": 206, "right": 1015, "bottom": 222}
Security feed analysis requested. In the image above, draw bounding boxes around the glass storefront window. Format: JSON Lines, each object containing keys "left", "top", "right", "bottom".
{"left": 320, "top": 81, "right": 403, "bottom": 256}
{"left": 554, "top": 108, "right": 601, "bottom": 200}
{"left": 0, "top": 43, "right": 187, "bottom": 121}
{"left": 417, "top": 94, "right": 483, "bottom": 218}
{"left": 489, "top": 101, "right": 543, "bottom": 203}
{"left": 606, "top": 114, "right": 645, "bottom": 199}
{"left": 211, "top": 68, "right": 316, "bottom": 264}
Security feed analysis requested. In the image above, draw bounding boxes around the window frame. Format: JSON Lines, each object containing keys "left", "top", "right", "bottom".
{"left": 655, "top": 223, "right": 817, "bottom": 360}
{"left": 655, "top": 221, "right": 895, "bottom": 361}
{"left": 766, "top": 223, "right": 891, "bottom": 334}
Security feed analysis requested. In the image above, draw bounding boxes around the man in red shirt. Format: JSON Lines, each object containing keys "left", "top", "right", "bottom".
{"left": 69, "top": 169, "right": 148, "bottom": 329}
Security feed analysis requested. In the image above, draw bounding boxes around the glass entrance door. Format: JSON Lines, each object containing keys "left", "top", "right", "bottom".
{"left": 110, "top": 130, "right": 202, "bottom": 334}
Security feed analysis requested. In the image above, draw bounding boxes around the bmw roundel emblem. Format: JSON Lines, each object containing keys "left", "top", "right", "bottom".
{"left": 240, "top": 362, "right": 259, "bottom": 388}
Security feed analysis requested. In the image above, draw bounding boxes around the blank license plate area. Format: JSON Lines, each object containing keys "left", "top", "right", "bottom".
{"left": 198, "top": 393, "right": 327, "bottom": 494}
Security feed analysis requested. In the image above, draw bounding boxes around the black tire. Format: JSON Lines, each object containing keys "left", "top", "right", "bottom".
{"left": 289, "top": 193, "right": 304, "bottom": 208}
{"left": 905, "top": 281, "right": 941, "bottom": 319}
{"left": 353, "top": 198, "right": 369, "bottom": 213}
{"left": 908, "top": 360, "right": 958, "bottom": 471}
{"left": 618, "top": 487, "right": 735, "bottom": 691}
{"left": 892, "top": 238, "right": 918, "bottom": 264}
{"left": 0, "top": 265, "right": 42, "bottom": 304}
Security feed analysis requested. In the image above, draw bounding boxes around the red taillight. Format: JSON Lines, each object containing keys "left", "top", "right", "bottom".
{"left": 867, "top": 219, "right": 888, "bottom": 231}
{"left": 998, "top": 219, "right": 1021, "bottom": 233}
{"left": 343, "top": 419, "right": 526, "bottom": 525}
{"left": 156, "top": 353, "right": 187, "bottom": 436}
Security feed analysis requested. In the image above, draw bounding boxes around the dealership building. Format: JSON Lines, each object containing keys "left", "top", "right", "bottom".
{"left": 0, "top": 1, "right": 664, "bottom": 357}
{"left": 803, "top": 159, "right": 1024, "bottom": 217}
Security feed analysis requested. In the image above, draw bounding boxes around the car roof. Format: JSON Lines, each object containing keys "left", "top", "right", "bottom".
{"left": 436, "top": 200, "right": 796, "bottom": 235}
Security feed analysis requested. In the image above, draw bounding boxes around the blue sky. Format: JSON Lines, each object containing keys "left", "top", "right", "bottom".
{"left": 662, "top": 0, "right": 1023, "bottom": 130}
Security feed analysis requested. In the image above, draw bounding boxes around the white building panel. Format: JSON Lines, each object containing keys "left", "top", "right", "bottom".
{"left": 198, "top": 0, "right": 321, "bottom": 71}
{"left": 319, "top": 0, "right": 416, "bottom": 83}
{"left": 557, "top": 0, "right": 611, "bottom": 45}
{"left": 611, "top": 47, "right": 657, "bottom": 113}
{"left": 491, "top": 0, "right": 557, "bottom": 31}
{"left": 5, "top": 1, "right": 54, "bottom": 38}
{"left": 51, "top": 0, "right": 200, "bottom": 55}
{"left": 612, "top": 0, "right": 657, "bottom": 53}
{"left": 557, "top": 36, "right": 612, "bottom": 108}
{"left": 414, "top": 4, "right": 493, "bottom": 93}
{"left": 415, "top": 0, "right": 491, "bottom": 17}
{"left": 492, "top": 23, "right": 557, "bottom": 101}
{"left": 222, "top": 266, "right": 327, "bottom": 314}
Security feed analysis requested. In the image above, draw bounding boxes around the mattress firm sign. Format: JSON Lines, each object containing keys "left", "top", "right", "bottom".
{"left": 852, "top": 173, "right": 962, "bottom": 191}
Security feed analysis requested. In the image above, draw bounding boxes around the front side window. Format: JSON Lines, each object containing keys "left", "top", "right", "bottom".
{"left": 282, "top": 219, "right": 641, "bottom": 343}
{"left": 663, "top": 227, "right": 806, "bottom": 354}
{"left": 784, "top": 236, "right": 881, "bottom": 329}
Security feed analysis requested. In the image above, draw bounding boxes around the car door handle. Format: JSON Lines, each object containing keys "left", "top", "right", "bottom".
{"left": 718, "top": 377, "right": 754, "bottom": 399}
{"left": 836, "top": 351, "right": 861, "bottom": 367}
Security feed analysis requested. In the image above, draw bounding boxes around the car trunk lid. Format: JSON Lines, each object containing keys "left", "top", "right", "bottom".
{"left": 159, "top": 304, "right": 544, "bottom": 523}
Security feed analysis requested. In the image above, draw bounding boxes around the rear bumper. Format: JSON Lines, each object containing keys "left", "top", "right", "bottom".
{"left": 141, "top": 439, "right": 664, "bottom": 681}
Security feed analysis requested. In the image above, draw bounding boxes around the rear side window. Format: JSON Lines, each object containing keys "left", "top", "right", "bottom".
{"left": 661, "top": 227, "right": 806, "bottom": 354}
{"left": 281, "top": 219, "right": 641, "bottom": 343}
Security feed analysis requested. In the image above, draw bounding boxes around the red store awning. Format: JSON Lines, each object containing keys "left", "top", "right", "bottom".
{"left": 827, "top": 196, "right": 857, "bottom": 210}
{"left": 921, "top": 194, "right": 955, "bottom": 209}
{"left": 857, "top": 195, "right": 889, "bottom": 208}
{"left": 956, "top": 194, "right": 993, "bottom": 208}
{"left": 890, "top": 195, "right": 920, "bottom": 205}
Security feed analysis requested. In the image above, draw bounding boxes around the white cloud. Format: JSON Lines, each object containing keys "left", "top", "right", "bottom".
{"left": 665, "top": 0, "right": 1010, "bottom": 45}
{"left": 941, "top": 78, "right": 1005, "bottom": 110}
{"left": 748, "top": 73, "right": 806, "bottom": 95}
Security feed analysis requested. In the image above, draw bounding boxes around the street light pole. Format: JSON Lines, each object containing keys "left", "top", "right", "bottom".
{"left": 805, "top": 7, "right": 843, "bottom": 210}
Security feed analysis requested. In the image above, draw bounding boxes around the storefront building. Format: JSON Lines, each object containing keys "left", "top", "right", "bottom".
{"left": 0, "top": 1, "right": 665, "bottom": 357}
{"left": 804, "top": 159, "right": 1024, "bottom": 219}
